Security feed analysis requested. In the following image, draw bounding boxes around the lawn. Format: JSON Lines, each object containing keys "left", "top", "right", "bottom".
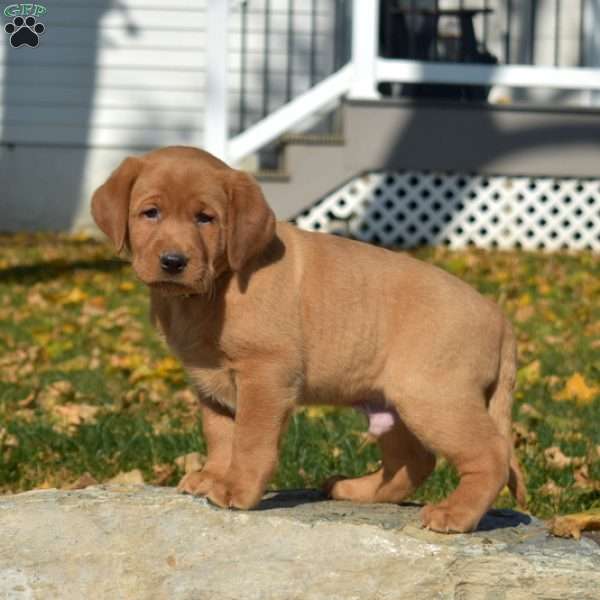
{"left": 0, "top": 232, "right": 598, "bottom": 519}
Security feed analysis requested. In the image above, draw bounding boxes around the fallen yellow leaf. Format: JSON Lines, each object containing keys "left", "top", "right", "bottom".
{"left": 60, "top": 288, "right": 88, "bottom": 305}
{"left": 516, "top": 292, "right": 532, "bottom": 307}
{"left": 68, "top": 231, "right": 93, "bottom": 242}
{"left": 549, "top": 508, "right": 600, "bottom": 540}
{"left": 110, "top": 353, "right": 146, "bottom": 372}
{"left": 119, "top": 281, "right": 135, "bottom": 292}
{"left": 107, "top": 469, "right": 145, "bottom": 485}
{"left": 302, "top": 406, "right": 337, "bottom": 419}
{"left": 517, "top": 360, "right": 541, "bottom": 387}
{"left": 154, "top": 356, "right": 184, "bottom": 383}
{"left": 554, "top": 373, "right": 599, "bottom": 406}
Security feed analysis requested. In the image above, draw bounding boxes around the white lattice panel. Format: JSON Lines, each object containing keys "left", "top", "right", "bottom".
{"left": 293, "top": 172, "right": 600, "bottom": 251}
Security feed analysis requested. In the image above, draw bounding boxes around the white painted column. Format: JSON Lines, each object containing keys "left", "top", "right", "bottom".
{"left": 584, "top": 0, "right": 600, "bottom": 105}
{"left": 348, "top": 0, "right": 380, "bottom": 99}
{"left": 203, "top": 0, "right": 229, "bottom": 161}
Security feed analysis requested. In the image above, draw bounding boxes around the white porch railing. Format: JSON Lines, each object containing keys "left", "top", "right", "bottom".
{"left": 205, "top": 0, "right": 600, "bottom": 166}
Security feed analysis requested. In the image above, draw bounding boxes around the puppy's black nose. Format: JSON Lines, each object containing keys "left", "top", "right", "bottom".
{"left": 160, "top": 252, "right": 188, "bottom": 274}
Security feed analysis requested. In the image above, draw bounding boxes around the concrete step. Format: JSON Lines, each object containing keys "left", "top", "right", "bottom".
{"left": 260, "top": 142, "right": 351, "bottom": 220}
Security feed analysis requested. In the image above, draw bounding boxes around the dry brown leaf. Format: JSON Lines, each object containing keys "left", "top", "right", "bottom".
{"left": 519, "top": 403, "right": 542, "bottom": 420}
{"left": 0, "top": 427, "right": 19, "bottom": 448}
{"left": 15, "top": 408, "right": 35, "bottom": 423}
{"left": 544, "top": 375, "right": 562, "bottom": 388}
{"left": 539, "top": 480, "right": 563, "bottom": 498}
{"left": 108, "top": 469, "right": 145, "bottom": 485}
{"left": 82, "top": 297, "right": 106, "bottom": 318}
{"left": 89, "top": 350, "right": 101, "bottom": 370}
{"left": 514, "top": 304, "right": 535, "bottom": 323}
{"left": 26, "top": 290, "right": 48, "bottom": 308}
{"left": 573, "top": 465, "right": 600, "bottom": 491}
{"left": 544, "top": 446, "right": 572, "bottom": 469}
{"left": 37, "top": 380, "right": 75, "bottom": 410}
{"left": 121, "top": 328, "right": 144, "bottom": 344}
{"left": 0, "top": 347, "right": 43, "bottom": 383}
{"left": 18, "top": 391, "right": 36, "bottom": 408}
{"left": 174, "top": 452, "right": 205, "bottom": 474}
{"left": 65, "top": 472, "right": 98, "bottom": 490}
{"left": 549, "top": 508, "right": 600, "bottom": 540}
{"left": 512, "top": 422, "right": 538, "bottom": 447}
{"left": 51, "top": 403, "right": 100, "bottom": 431}
{"left": 153, "top": 463, "right": 175, "bottom": 486}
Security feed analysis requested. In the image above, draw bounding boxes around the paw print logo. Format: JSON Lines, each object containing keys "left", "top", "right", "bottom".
{"left": 5, "top": 16, "right": 45, "bottom": 48}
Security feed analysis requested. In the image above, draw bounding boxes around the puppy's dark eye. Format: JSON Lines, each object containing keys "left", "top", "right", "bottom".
{"left": 195, "top": 212, "right": 215, "bottom": 225}
{"left": 142, "top": 208, "right": 160, "bottom": 220}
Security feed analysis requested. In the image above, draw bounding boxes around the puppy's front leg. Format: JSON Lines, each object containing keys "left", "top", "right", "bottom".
{"left": 177, "top": 399, "right": 234, "bottom": 496}
{"left": 206, "top": 369, "right": 295, "bottom": 510}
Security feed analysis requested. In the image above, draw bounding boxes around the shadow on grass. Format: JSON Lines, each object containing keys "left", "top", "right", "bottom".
{"left": 0, "top": 258, "right": 128, "bottom": 284}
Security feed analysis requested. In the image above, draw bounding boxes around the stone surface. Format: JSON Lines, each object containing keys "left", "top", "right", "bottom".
{"left": 1, "top": 485, "right": 599, "bottom": 599}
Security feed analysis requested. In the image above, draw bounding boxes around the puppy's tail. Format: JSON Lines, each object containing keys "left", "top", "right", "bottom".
{"left": 488, "top": 317, "right": 528, "bottom": 509}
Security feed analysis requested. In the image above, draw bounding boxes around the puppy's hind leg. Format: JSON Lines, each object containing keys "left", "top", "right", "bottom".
{"left": 399, "top": 393, "right": 511, "bottom": 533}
{"left": 326, "top": 418, "right": 436, "bottom": 504}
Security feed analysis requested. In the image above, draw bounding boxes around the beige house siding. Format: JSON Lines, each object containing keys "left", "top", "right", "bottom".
{"left": 0, "top": 0, "right": 597, "bottom": 231}
{"left": 0, "top": 1, "right": 337, "bottom": 149}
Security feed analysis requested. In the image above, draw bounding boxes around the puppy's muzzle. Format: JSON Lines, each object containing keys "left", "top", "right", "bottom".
{"left": 160, "top": 252, "right": 189, "bottom": 274}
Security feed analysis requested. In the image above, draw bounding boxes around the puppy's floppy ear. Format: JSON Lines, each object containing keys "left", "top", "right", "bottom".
{"left": 227, "top": 170, "right": 276, "bottom": 272}
{"left": 91, "top": 157, "right": 142, "bottom": 252}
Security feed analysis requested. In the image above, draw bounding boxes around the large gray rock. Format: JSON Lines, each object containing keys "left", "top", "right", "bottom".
{"left": 1, "top": 485, "right": 598, "bottom": 599}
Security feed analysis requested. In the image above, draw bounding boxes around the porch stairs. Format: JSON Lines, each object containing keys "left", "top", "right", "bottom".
{"left": 257, "top": 97, "right": 600, "bottom": 221}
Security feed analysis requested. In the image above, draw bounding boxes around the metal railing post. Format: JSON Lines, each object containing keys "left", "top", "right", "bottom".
{"left": 204, "top": 0, "right": 229, "bottom": 161}
{"left": 349, "top": 0, "right": 380, "bottom": 99}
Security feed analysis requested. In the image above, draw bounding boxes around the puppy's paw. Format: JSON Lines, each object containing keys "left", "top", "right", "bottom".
{"left": 206, "top": 478, "right": 263, "bottom": 511}
{"left": 420, "top": 502, "right": 480, "bottom": 534}
{"left": 177, "top": 468, "right": 220, "bottom": 497}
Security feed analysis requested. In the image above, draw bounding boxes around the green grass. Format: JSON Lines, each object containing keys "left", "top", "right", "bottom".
{"left": 0, "top": 233, "right": 599, "bottom": 519}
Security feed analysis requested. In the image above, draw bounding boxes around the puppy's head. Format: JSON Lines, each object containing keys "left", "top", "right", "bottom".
{"left": 91, "top": 146, "right": 275, "bottom": 296}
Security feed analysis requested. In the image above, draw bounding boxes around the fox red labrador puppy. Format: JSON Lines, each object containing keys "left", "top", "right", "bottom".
{"left": 92, "top": 146, "right": 526, "bottom": 533}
